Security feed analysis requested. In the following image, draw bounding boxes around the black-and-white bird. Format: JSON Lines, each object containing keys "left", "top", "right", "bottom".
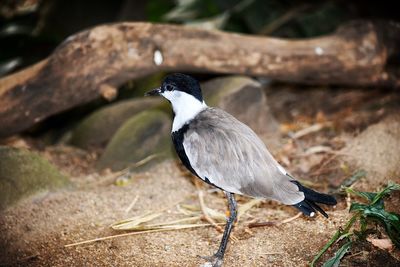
{"left": 145, "top": 73, "right": 336, "bottom": 267}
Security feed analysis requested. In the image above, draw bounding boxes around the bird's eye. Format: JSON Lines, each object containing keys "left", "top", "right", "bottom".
{"left": 165, "top": 85, "right": 173, "bottom": 91}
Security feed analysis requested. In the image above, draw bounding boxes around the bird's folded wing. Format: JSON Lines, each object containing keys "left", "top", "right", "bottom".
{"left": 183, "top": 108, "right": 304, "bottom": 205}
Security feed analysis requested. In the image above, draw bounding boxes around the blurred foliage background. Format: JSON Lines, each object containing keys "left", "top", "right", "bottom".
{"left": 1, "top": 0, "right": 399, "bottom": 77}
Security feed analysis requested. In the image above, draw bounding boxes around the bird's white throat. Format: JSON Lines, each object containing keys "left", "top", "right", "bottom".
{"left": 161, "top": 90, "right": 207, "bottom": 132}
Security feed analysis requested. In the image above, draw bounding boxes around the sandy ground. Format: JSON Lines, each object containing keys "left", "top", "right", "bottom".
{"left": 1, "top": 160, "right": 349, "bottom": 267}
{"left": 1, "top": 86, "right": 400, "bottom": 266}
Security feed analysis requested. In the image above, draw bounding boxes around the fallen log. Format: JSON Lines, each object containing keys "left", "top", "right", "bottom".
{"left": 0, "top": 21, "right": 399, "bottom": 138}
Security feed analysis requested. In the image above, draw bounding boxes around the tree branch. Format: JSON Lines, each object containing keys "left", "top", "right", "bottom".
{"left": 0, "top": 21, "right": 399, "bottom": 138}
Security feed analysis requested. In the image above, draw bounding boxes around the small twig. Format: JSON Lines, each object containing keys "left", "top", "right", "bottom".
{"left": 300, "top": 145, "right": 333, "bottom": 157}
{"left": 0, "top": 253, "right": 40, "bottom": 266}
{"left": 248, "top": 221, "right": 276, "bottom": 228}
{"left": 261, "top": 251, "right": 284, "bottom": 255}
{"left": 309, "top": 153, "right": 339, "bottom": 177}
{"left": 124, "top": 195, "right": 139, "bottom": 213}
{"left": 290, "top": 123, "right": 325, "bottom": 139}
{"left": 248, "top": 212, "right": 302, "bottom": 228}
{"left": 280, "top": 212, "right": 302, "bottom": 224}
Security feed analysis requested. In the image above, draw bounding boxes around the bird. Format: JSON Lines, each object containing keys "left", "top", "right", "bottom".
{"left": 145, "top": 73, "right": 337, "bottom": 267}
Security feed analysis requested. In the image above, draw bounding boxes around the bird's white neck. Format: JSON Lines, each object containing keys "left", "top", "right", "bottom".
{"left": 161, "top": 91, "right": 207, "bottom": 132}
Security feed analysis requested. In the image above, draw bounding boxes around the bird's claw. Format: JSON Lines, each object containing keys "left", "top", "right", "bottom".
{"left": 198, "top": 254, "right": 223, "bottom": 267}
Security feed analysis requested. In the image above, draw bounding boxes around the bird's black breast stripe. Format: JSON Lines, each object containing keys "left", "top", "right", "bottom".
{"left": 171, "top": 124, "right": 199, "bottom": 177}
{"left": 171, "top": 123, "right": 219, "bottom": 188}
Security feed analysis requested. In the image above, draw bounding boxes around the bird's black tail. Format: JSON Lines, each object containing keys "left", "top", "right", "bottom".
{"left": 291, "top": 181, "right": 337, "bottom": 218}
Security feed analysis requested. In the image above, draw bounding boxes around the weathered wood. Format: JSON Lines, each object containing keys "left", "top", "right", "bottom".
{"left": 0, "top": 21, "right": 399, "bottom": 138}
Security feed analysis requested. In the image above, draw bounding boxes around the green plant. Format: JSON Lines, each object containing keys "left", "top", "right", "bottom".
{"left": 311, "top": 182, "right": 400, "bottom": 267}
{"left": 154, "top": 0, "right": 351, "bottom": 37}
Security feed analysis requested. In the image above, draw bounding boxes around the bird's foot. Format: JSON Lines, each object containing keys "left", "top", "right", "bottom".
{"left": 198, "top": 253, "right": 223, "bottom": 267}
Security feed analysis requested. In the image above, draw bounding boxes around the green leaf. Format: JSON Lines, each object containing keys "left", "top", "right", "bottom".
{"left": 185, "top": 12, "right": 230, "bottom": 30}
{"left": 363, "top": 206, "right": 391, "bottom": 221}
{"left": 371, "top": 182, "right": 400, "bottom": 205}
{"left": 340, "top": 170, "right": 367, "bottom": 188}
{"left": 321, "top": 241, "right": 352, "bottom": 267}
{"left": 310, "top": 229, "right": 341, "bottom": 267}
{"left": 345, "top": 187, "right": 376, "bottom": 202}
{"left": 349, "top": 202, "right": 368, "bottom": 212}
{"left": 345, "top": 182, "right": 400, "bottom": 205}
{"left": 0, "top": 58, "right": 22, "bottom": 76}
{"left": 360, "top": 216, "right": 367, "bottom": 233}
{"left": 310, "top": 214, "right": 359, "bottom": 267}
{"left": 386, "top": 221, "right": 400, "bottom": 248}
{"left": 163, "top": 0, "right": 220, "bottom": 22}
{"left": 163, "top": 0, "right": 202, "bottom": 21}
{"left": 363, "top": 207, "right": 400, "bottom": 248}
{"left": 146, "top": 0, "right": 175, "bottom": 22}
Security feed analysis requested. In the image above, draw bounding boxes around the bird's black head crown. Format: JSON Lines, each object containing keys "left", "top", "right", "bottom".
{"left": 161, "top": 73, "right": 203, "bottom": 102}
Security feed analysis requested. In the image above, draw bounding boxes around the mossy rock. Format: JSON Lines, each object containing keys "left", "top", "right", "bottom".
{"left": 119, "top": 72, "right": 166, "bottom": 99}
{"left": 132, "top": 72, "right": 166, "bottom": 98}
{"left": 0, "top": 146, "right": 69, "bottom": 210}
{"left": 70, "top": 98, "right": 168, "bottom": 149}
{"left": 202, "top": 76, "right": 279, "bottom": 136}
{"left": 97, "top": 110, "right": 173, "bottom": 171}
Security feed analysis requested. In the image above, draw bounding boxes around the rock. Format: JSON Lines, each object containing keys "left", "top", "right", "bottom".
{"left": 92, "top": 76, "right": 280, "bottom": 170}
{"left": 128, "top": 72, "right": 166, "bottom": 98}
{"left": 69, "top": 98, "right": 165, "bottom": 149}
{"left": 201, "top": 76, "right": 279, "bottom": 138}
{"left": 0, "top": 146, "right": 69, "bottom": 210}
{"left": 342, "top": 115, "right": 400, "bottom": 186}
{"left": 97, "top": 110, "right": 173, "bottom": 171}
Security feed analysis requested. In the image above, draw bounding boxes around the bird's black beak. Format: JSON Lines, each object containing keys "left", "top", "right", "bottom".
{"left": 144, "top": 87, "right": 162, "bottom": 96}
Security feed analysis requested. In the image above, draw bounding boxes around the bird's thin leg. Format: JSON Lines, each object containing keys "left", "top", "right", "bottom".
{"left": 200, "top": 192, "right": 237, "bottom": 266}
{"left": 215, "top": 192, "right": 237, "bottom": 259}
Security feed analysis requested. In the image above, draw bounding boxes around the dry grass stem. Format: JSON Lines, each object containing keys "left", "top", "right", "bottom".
{"left": 198, "top": 190, "right": 225, "bottom": 234}
{"left": 197, "top": 190, "right": 239, "bottom": 242}
{"left": 237, "top": 199, "right": 263, "bottom": 219}
{"left": 95, "top": 153, "right": 162, "bottom": 186}
{"left": 302, "top": 145, "right": 333, "bottom": 156}
{"left": 290, "top": 123, "right": 325, "bottom": 139}
{"left": 124, "top": 195, "right": 139, "bottom": 213}
{"left": 280, "top": 212, "right": 302, "bottom": 224}
{"left": 110, "top": 212, "right": 163, "bottom": 230}
{"left": 128, "top": 153, "right": 162, "bottom": 169}
{"left": 65, "top": 223, "right": 223, "bottom": 248}
{"left": 146, "top": 216, "right": 201, "bottom": 227}
{"left": 178, "top": 204, "right": 227, "bottom": 222}
{"left": 112, "top": 195, "right": 198, "bottom": 231}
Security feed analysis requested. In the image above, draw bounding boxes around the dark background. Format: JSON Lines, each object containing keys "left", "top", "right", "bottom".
{"left": 1, "top": 0, "right": 399, "bottom": 77}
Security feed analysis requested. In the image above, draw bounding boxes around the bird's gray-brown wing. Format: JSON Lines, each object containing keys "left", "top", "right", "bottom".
{"left": 183, "top": 108, "right": 304, "bottom": 205}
